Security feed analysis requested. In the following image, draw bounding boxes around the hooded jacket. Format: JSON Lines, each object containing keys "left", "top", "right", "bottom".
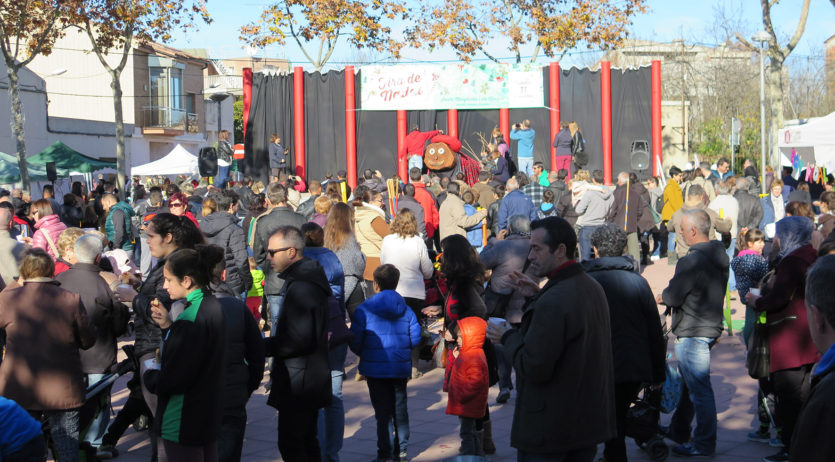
{"left": 446, "top": 316, "right": 489, "bottom": 419}
{"left": 662, "top": 240, "right": 729, "bottom": 339}
{"left": 348, "top": 290, "right": 421, "bottom": 379}
{"left": 201, "top": 211, "right": 252, "bottom": 295}
{"left": 265, "top": 258, "right": 332, "bottom": 410}
{"left": 32, "top": 214, "right": 67, "bottom": 260}
{"left": 583, "top": 256, "right": 666, "bottom": 384}
{"left": 105, "top": 201, "right": 135, "bottom": 251}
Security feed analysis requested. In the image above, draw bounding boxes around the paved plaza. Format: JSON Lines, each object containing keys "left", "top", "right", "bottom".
{"left": 104, "top": 258, "right": 781, "bottom": 461}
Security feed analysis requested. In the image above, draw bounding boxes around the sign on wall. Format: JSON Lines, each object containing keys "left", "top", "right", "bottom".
{"left": 359, "top": 63, "right": 544, "bottom": 111}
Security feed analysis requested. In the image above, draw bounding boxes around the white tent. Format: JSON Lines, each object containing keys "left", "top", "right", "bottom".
{"left": 132, "top": 144, "right": 199, "bottom": 176}
{"left": 779, "top": 111, "right": 835, "bottom": 170}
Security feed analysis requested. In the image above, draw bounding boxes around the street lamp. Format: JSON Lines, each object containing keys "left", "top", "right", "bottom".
{"left": 753, "top": 30, "right": 770, "bottom": 194}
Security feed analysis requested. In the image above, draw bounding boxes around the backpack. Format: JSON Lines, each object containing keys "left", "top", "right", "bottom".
{"left": 506, "top": 153, "right": 518, "bottom": 177}
{"left": 654, "top": 195, "right": 663, "bottom": 214}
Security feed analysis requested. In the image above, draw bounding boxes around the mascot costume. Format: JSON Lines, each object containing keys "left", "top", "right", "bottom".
{"left": 423, "top": 133, "right": 481, "bottom": 186}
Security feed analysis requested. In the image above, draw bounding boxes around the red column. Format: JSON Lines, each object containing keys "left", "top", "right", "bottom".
{"left": 344, "top": 66, "right": 357, "bottom": 188}
{"left": 292, "top": 66, "right": 306, "bottom": 180}
{"left": 397, "top": 110, "right": 407, "bottom": 180}
{"left": 549, "top": 62, "right": 560, "bottom": 171}
{"left": 499, "top": 109, "right": 510, "bottom": 144}
{"left": 651, "top": 60, "right": 663, "bottom": 177}
{"left": 447, "top": 109, "right": 458, "bottom": 138}
{"left": 242, "top": 68, "right": 252, "bottom": 141}
{"left": 600, "top": 61, "right": 613, "bottom": 185}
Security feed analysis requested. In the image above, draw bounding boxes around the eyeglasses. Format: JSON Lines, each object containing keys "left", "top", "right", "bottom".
{"left": 169, "top": 202, "right": 184, "bottom": 208}
{"left": 267, "top": 247, "right": 293, "bottom": 257}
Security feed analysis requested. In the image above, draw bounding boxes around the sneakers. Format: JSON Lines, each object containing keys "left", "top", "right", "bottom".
{"left": 671, "top": 443, "right": 713, "bottom": 457}
{"left": 496, "top": 388, "right": 511, "bottom": 404}
{"left": 747, "top": 428, "right": 770, "bottom": 443}
{"left": 769, "top": 437, "right": 784, "bottom": 448}
{"left": 96, "top": 445, "right": 119, "bottom": 460}
{"left": 397, "top": 451, "right": 408, "bottom": 461}
{"left": 762, "top": 449, "right": 789, "bottom": 462}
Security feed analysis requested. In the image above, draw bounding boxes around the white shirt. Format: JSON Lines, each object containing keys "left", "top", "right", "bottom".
{"left": 772, "top": 194, "right": 785, "bottom": 222}
{"left": 380, "top": 234, "right": 434, "bottom": 300}
{"left": 709, "top": 194, "right": 740, "bottom": 237}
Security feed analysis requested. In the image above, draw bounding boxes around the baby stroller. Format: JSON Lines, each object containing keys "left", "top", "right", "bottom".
{"left": 625, "top": 386, "right": 669, "bottom": 461}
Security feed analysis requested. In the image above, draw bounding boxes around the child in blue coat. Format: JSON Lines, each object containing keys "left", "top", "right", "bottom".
{"left": 349, "top": 264, "right": 421, "bottom": 462}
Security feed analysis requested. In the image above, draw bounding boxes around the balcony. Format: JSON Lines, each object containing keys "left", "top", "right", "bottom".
{"left": 141, "top": 106, "right": 199, "bottom": 135}
{"left": 206, "top": 74, "right": 242, "bottom": 92}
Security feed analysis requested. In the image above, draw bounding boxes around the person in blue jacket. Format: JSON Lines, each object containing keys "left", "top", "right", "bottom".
{"left": 301, "top": 222, "right": 348, "bottom": 462}
{"left": 0, "top": 396, "right": 45, "bottom": 461}
{"left": 510, "top": 120, "right": 536, "bottom": 177}
{"left": 497, "top": 176, "right": 538, "bottom": 231}
{"left": 349, "top": 264, "right": 421, "bottom": 462}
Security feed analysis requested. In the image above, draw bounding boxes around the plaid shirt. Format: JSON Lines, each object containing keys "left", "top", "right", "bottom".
{"left": 522, "top": 182, "right": 546, "bottom": 209}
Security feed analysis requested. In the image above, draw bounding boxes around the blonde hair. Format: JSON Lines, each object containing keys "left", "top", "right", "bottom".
{"left": 314, "top": 195, "right": 333, "bottom": 215}
{"left": 575, "top": 169, "right": 591, "bottom": 182}
{"left": 390, "top": 209, "right": 418, "bottom": 238}
{"left": 57, "top": 227, "right": 86, "bottom": 258}
{"left": 252, "top": 181, "right": 265, "bottom": 195}
{"left": 569, "top": 121, "right": 579, "bottom": 137}
{"left": 202, "top": 197, "right": 218, "bottom": 217}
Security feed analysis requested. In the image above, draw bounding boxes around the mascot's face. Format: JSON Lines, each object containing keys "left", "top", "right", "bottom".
{"left": 425, "top": 142, "right": 457, "bottom": 170}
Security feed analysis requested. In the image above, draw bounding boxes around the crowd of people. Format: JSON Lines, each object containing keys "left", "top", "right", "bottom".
{"left": 1, "top": 148, "right": 835, "bottom": 462}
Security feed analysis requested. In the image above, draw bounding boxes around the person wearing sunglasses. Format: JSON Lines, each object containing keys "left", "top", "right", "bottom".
{"left": 166, "top": 192, "right": 199, "bottom": 228}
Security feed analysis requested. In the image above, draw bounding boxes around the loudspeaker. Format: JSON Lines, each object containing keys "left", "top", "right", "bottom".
{"left": 199, "top": 147, "right": 218, "bottom": 177}
{"left": 46, "top": 162, "right": 57, "bottom": 182}
{"left": 630, "top": 140, "right": 650, "bottom": 171}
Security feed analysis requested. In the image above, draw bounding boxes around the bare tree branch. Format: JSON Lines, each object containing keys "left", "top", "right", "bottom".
{"left": 784, "top": 0, "right": 810, "bottom": 55}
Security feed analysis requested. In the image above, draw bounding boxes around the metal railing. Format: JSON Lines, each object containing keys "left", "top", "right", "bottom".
{"left": 206, "top": 74, "right": 242, "bottom": 90}
{"left": 141, "top": 106, "right": 199, "bottom": 133}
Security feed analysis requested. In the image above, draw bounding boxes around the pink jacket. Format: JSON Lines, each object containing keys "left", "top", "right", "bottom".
{"left": 33, "top": 214, "right": 67, "bottom": 260}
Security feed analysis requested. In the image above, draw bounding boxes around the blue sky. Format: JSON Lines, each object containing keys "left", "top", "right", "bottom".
{"left": 168, "top": 0, "right": 835, "bottom": 70}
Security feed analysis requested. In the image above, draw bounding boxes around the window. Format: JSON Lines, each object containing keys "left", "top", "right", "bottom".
{"left": 147, "top": 60, "right": 185, "bottom": 128}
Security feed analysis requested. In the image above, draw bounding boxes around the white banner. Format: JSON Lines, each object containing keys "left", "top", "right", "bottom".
{"left": 359, "top": 63, "right": 544, "bottom": 111}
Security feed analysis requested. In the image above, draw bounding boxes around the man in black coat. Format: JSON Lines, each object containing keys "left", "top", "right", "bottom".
{"left": 583, "top": 224, "right": 666, "bottom": 462}
{"left": 201, "top": 190, "right": 252, "bottom": 297}
{"left": 264, "top": 226, "right": 331, "bottom": 461}
{"left": 734, "top": 177, "right": 764, "bottom": 232}
{"left": 252, "top": 183, "right": 306, "bottom": 333}
{"left": 55, "top": 234, "right": 128, "bottom": 449}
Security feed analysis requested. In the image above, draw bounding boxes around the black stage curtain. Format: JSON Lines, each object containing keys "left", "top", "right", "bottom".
{"left": 612, "top": 67, "right": 652, "bottom": 178}
{"left": 560, "top": 67, "right": 603, "bottom": 173}
{"left": 246, "top": 67, "right": 651, "bottom": 184}
{"left": 304, "top": 70, "right": 347, "bottom": 181}
{"left": 244, "top": 72, "right": 294, "bottom": 185}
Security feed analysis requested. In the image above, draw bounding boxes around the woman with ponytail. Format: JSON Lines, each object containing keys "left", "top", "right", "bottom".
{"left": 142, "top": 245, "right": 226, "bottom": 461}
{"left": 114, "top": 213, "right": 204, "bottom": 460}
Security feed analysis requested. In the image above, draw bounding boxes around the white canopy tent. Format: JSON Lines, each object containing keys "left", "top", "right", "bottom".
{"left": 779, "top": 111, "right": 835, "bottom": 170}
{"left": 131, "top": 144, "right": 199, "bottom": 176}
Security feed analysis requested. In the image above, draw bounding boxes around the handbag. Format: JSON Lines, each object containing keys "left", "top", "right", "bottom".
{"left": 746, "top": 312, "right": 770, "bottom": 379}
{"left": 660, "top": 360, "right": 682, "bottom": 414}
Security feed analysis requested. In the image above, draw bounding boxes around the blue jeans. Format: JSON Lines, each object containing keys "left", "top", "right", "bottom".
{"left": 83, "top": 373, "right": 109, "bottom": 447}
{"left": 366, "top": 378, "right": 410, "bottom": 459}
{"left": 578, "top": 225, "right": 599, "bottom": 262}
{"left": 215, "top": 165, "right": 230, "bottom": 189}
{"left": 494, "top": 343, "right": 513, "bottom": 391}
{"left": 517, "top": 157, "right": 534, "bottom": 178}
{"left": 408, "top": 155, "right": 423, "bottom": 172}
{"left": 318, "top": 343, "right": 347, "bottom": 462}
{"left": 667, "top": 231, "right": 677, "bottom": 257}
{"left": 267, "top": 295, "right": 283, "bottom": 335}
{"left": 671, "top": 337, "right": 717, "bottom": 454}
{"left": 726, "top": 238, "right": 736, "bottom": 291}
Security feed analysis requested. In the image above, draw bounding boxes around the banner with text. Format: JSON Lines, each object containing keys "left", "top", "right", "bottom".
{"left": 360, "top": 63, "right": 544, "bottom": 110}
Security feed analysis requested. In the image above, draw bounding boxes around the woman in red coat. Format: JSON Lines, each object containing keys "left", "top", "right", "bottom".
{"left": 746, "top": 216, "right": 819, "bottom": 461}
{"left": 446, "top": 317, "right": 489, "bottom": 456}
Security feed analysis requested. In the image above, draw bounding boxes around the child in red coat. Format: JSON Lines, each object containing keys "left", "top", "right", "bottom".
{"left": 446, "top": 316, "right": 489, "bottom": 455}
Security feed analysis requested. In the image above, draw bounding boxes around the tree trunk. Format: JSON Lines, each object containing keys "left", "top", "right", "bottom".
{"left": 110, "top": 72, "right": 127, "bottom": 201}
{"left": 5, "top": 63, "right": 30, "bottom": 191}
{"left": 766, "top": 59, "right": 784, "bottom": 172}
